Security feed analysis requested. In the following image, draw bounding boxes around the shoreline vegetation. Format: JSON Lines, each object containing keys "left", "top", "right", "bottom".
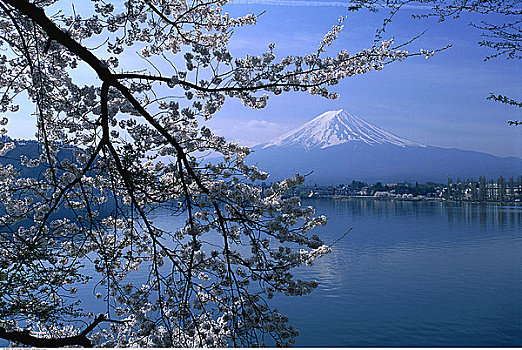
{"left": 321, "top": 195, "right": 522, "bottom": 205}
{"left": 264, "top": 177, "right": 522, "bottom": 204}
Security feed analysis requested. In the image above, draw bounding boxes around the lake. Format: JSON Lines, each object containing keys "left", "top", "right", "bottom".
{"left": 2, "top": 198, "right": 520, "bottom": 347}
{"left": 272, "top": 198, "right": 522, "bottom": 346}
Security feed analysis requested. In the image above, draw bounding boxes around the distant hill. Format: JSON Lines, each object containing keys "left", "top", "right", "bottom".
{"left": 0, "top": 137, "right": 117, "bottom": 218}
{"left": 248, "top": 109, "right": 522, "bottom": 184}
{"left": 0, "top": 137, "right": 76, "bottom": 178}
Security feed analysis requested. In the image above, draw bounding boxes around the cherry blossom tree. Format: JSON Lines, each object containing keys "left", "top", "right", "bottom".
{"left": 413, "top": 0, "right": 521, "bottom": 122}
{"left": 0, "top": 0, "right": 423, "bottom": 347}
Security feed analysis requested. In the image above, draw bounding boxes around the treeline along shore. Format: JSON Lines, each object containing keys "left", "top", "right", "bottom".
{"left": 261, "top": 176, "right": 522, "bottom": 203}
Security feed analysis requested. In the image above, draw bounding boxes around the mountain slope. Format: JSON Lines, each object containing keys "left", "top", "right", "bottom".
{"left": 249, "top": 110, "right": 522, "bottom": 183}
{"left": 0, "top": 137, "right": 76, "bottom": 178}
{"left": 262, "top": 109, "right": 423, "bottom": 149}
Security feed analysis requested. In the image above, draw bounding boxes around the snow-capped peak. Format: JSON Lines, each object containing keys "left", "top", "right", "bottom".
{"left": 262, "top": 109, "right": 424, "bottom": 149}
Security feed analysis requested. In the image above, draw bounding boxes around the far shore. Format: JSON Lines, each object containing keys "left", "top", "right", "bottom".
{"left": 302, "top": 195, "right": 522, "bottom": 205}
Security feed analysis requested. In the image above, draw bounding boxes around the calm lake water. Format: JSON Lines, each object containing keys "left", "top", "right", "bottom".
{"left": 273, "top": 198, "right": 522, "bottom": 346}
{"left": 2, "top": 198, "right": 520, "bottom": 347}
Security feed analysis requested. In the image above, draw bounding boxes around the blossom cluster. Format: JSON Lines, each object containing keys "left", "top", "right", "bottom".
{"left": 0, "top": 0, "right": 424, "bottom": 347}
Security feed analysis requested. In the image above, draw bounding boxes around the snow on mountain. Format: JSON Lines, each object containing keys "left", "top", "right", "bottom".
{"left": 249, "top": 109, "right": 522, "bottom": 183}
{"left": 262, "top": 109, "right": 423, "bottom": 149}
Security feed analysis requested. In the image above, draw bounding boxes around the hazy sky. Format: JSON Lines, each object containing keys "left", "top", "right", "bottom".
{"left": 5, "top": 0, "right": 522, "bottom": 157}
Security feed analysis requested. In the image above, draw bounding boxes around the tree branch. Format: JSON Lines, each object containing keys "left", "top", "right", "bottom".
{"left": 0, "top": 314, "right": 118, "bottom": 348}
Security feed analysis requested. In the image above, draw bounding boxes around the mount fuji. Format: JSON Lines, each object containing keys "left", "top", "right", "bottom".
{"left": 248, "top": 109, "right": 522, "bottom": 183}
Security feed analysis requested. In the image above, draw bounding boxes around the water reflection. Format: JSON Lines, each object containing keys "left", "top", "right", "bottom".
{"left": 73, "top": 199, "right": 522, "bottom": 347}
{"left": 274, "top": 198, "right": 522, "bottom": 346}
{"left": 2, "top": 198, "right": 517, "bottom": 347}
{"left": 326, "top": 197, "right": 522, "bottom": 228}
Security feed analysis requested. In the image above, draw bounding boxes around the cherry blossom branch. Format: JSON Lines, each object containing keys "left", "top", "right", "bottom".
{"left": 0, "top": 314, "right": 122, "bottom": 348}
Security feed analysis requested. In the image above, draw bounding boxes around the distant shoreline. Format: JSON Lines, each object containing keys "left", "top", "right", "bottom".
{"left": 303, "top": 195, "right": 522, "bottom": 205}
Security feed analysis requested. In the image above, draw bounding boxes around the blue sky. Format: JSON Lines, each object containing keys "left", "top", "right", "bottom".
{"left": 5, "top": 0, "right": 522, "bottom": 157}
{"left": 206, "top": 1, "right": 522, "bottom": 157}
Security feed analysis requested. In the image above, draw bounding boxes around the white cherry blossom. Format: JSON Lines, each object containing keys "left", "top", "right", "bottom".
{"left": 0, "top": 0, "right": 429, "bottom": 347}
